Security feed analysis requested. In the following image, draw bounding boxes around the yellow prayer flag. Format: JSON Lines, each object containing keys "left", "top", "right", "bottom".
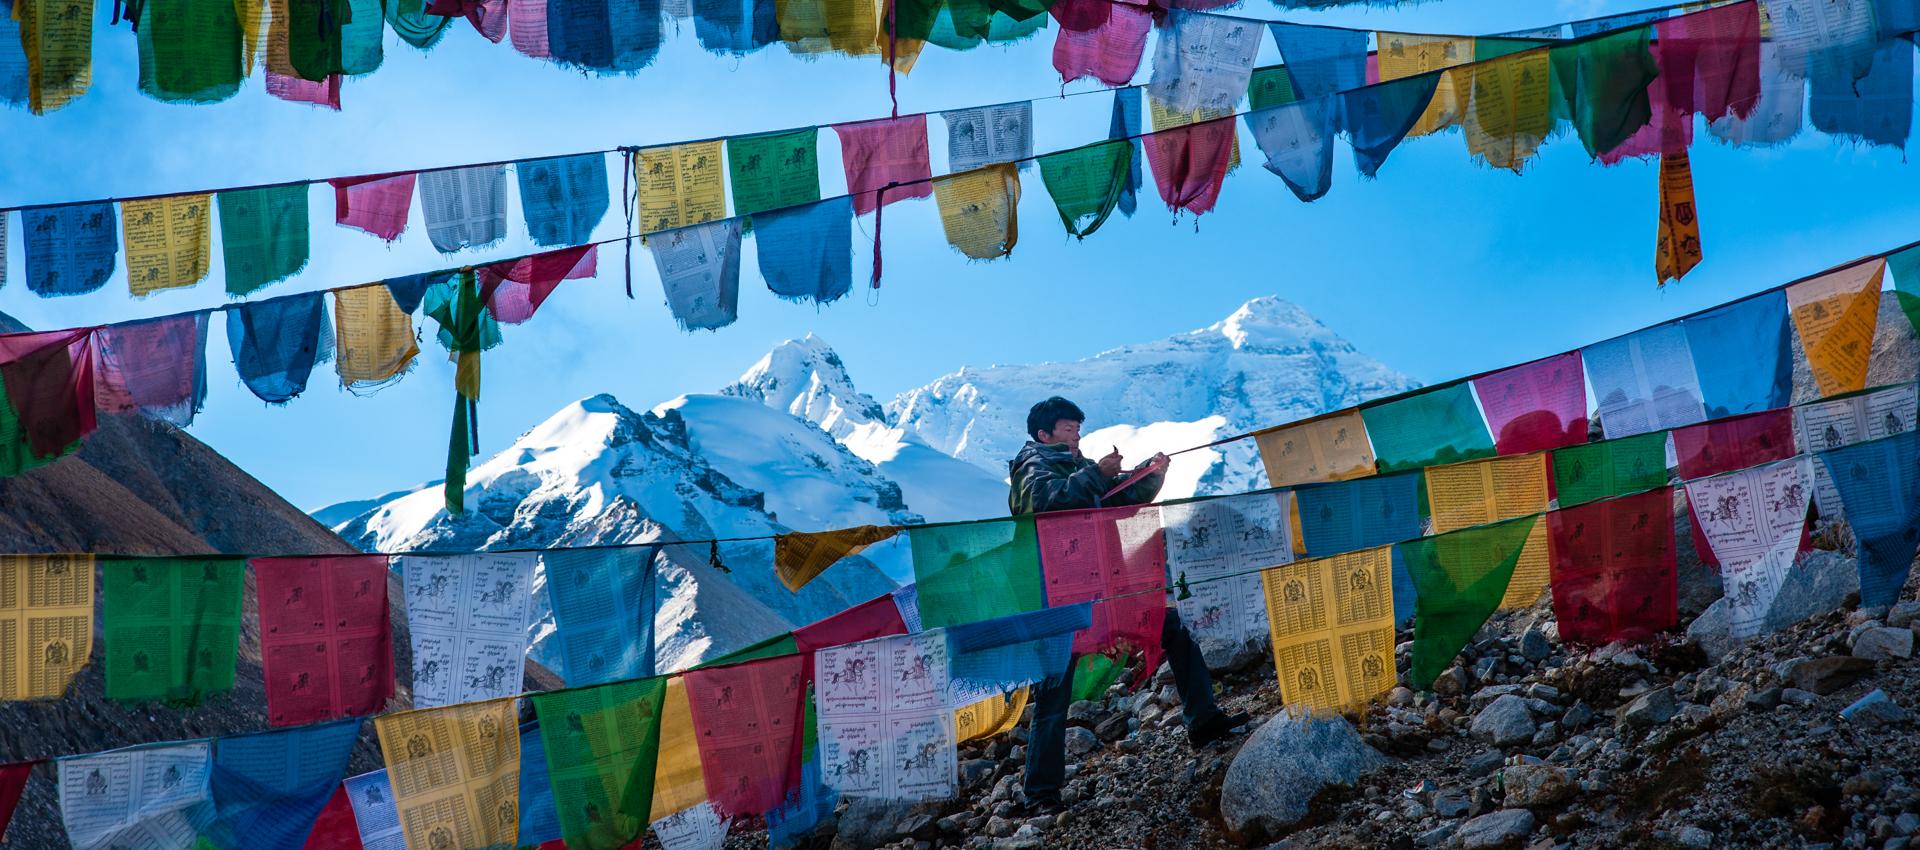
{"left": 1254, "top": 410, "right": 1377, "bottom": 489}
{"left": 333, "top": 285, "right": 420, "bottom": 388}
{"left": 774, "top": 0, "right": 878, "bottom": 55}
{"left": 954, "top": 687, "right": 1029, "bottom": 743}
{"left": 1424, "top": 454, "right": 1553, "bottom": 609}
{"left": 637, "top": 142, "right": 728, "bottom": 234}
{"left": 0, "top": 555, "right": 92, "bottom": 701}
{"left": 237, "top": 0, "right": 265, "bottom": 72}
{"left": 1376, "top": 33, "right": 1474, "bottom": 136}
{"left": 20, "top": 0, "right": 94, "bottom": 114}
{"left": 1261, "top": 547, "right": 1397, "bottom": 715}
{"left": 775, "top": 525, "right": 900, "bottom": 592}
{"left": 1787, "top": 257, "right": 1885, "bottom": 398}
{"left": 649, "top": 676, "right": 707, "bottom": 821}
{"left": 375, "top": 697, "right": 521, "bottom": 850}
{"left": 1655, "top": 150, "right": 1703, "bottom": 285}
{"left": 1464, "top": 48, "right": 1552, "bottom": 172}
{"left": 933, "top": 163, "right": 1021, "bottom": 261}
{"left": 122, "top": 195, "right": 213, "bottom": 296}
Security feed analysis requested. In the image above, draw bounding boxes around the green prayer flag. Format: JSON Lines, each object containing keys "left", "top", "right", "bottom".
{"left": 423, "top": 271, "right": 497, "bottom": 516}
{"left": 1401, "top": 516, "right": 1534, "bottom": 689}
{"left": 910, "top": 517, "right": 1045, "bottom": 629}
{"left": 1548, "top": 27, "right": 1656, "bottom": 158}
{"left": 888, "top": 0, "right": 943, "bottom": 43}
{"left": 1887, "top": 244, "right": 1920, "bottom": 339}
{"left": 1359, "top": 383, "right": 1497, "bottom": 473}
{"left": 1475, "top": 37, "right": 1549, "bottom": 61}
{"left": 103, "top": 558, "right": 246, "bottom": 704}
{"left": 702, "top": 633, "right": 799, "bottom": 667}
{"left": 1071, "top": 653, "right": 1123, "bottom": 702}
{"left": 218, "top": 185, "right": 310, "bottom": 296}
{"left": 924, "top": 0, "right": 1043, "bottom": 49}
{"left": 1248, "top": 66, "right": 1298, "bottom": 111}
{"left": 532, "top": 676, "right": 668, "bottom": 850}
{"left": 386, "top": 0, "right": 453, "bottom": 49}
{"left": 1550, "top": 431, "right": 1667, "bottom": 508}
{"left": 1038, "top": 140, "right": 1132, "bottom": 240}
{"left": 136, "top": 0, "right": 244, "bottom": 103}
{"left": 287, "top": 0, "right": 383, "bottom": 79}
{"left": 727, "top": 129, "right": 822, "bottom": 218}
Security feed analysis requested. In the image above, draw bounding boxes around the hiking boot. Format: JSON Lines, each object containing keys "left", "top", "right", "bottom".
{"left": 1015, "top": 793, "right": 1065, "bottom": 816}
{"left": 1188, "top": 711, "right": 1251, "bottom": 748}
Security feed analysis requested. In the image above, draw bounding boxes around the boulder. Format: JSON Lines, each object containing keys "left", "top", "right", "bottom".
{"left": 1616, "top": 687, "right": 1679, "bottom": 731}
{"left": 1220, "top": 710, "right": 1385, "bottom": 841}
{"left": 1065, "top": 727, "right": 1100, "bottom": 757}
{"left": 1764, "top": 550, "right": 1859, "bottom": 633}
{"left": 1457, "top": 809, "right": 1536, "bottom": 849}
{"left": 1787, "top": 656, "right": 1876, "bottom": 695}
{"left": 1686, "top": 598, "right": 1736, "bottom": 663}
{"left": 1889, "top": 601, "right": 1920, "bottom": 629}
{"left": 830, "top": 800, "right": 919, "bottom": 850}
{"left": 1501, "top": 765, "right": 1573, "bottom": 807}
{"left": 1471, "top": 695, "right": 1538, "bottom": 747}
{"left": 1851, "top": 626, "right": 1915, "bottom": 661}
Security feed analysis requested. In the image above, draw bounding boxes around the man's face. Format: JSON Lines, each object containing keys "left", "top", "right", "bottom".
{"left": 1037, "top": 418, "right": 1083, "bottom": 454}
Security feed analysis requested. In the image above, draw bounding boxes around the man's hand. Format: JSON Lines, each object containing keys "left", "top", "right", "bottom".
{"left": 1098, "top": 447, "right": 1124, "bottom": 478}
{"left": 1142, "top": 452, "right": 1170, "bottom": 472}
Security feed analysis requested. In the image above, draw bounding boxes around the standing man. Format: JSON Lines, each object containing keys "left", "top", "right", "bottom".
{"left": 1009, "top": 397, "right": 1250, "bottom": 813}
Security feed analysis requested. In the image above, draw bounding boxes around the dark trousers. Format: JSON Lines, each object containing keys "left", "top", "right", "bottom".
{"left": 1023, "top": 607, "right": 1220, "bottom": 803}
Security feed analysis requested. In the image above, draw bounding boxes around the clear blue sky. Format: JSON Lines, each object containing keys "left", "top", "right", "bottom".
{"left": 1, "top": 0, "right": 1918, "bottom": 512}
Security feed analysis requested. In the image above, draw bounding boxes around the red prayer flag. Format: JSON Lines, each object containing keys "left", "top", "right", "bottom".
{"left": 299, "top": 785, "right": 365, "bottom": 850}
{"left": 1036, "top": 505, "right": 1167, "bottom": 682}
{"left": 0, "top": 762, "right": 33, "bottom": 842}
{"left": 1672, "top": 409, "right": 1798, "bottom": 568}
{"left": 0, "top": 329, "right": 97, "bottom": 458}
{"left": 684, "top": 654, "right": 807, "bottom": 816}
{"left": 794, "top": 594, "right": 909, "bottom": 653}
{"left": 834, "top": 116, "right": 934, "bottom": 216}
{"left": 1053, "top": 1, "right": 1150, "bottom": 86}
{"left": 329, "top": 173, "right": 417, "bottom": 242}
{"left": 1048, "top": 0, "right": 1109, "bottom": 32}
{"left": 1549, "top": 488, "right": 1678, "bottom": 646}
{"left": 1144, "top": 115, "right": 1235, "bottom": 216}
{"left": 1652, "top": 2, "right": 1760, "bottom": 123}
{"left": 252, "top": 556, "right": 396, "bottom": 727}
{"left": 427, "top": 0, "right": 507, "bottom": 40}
{"left": 92, "top": 314, "right": 205, "bottom": 424}
{"left": 510, "top": 0, "right": 551, "bottom": 57}
{"left": 268, "top": 72, "right": 342, "bottom": 110}
{"left": 478, "top": 245, "right": 598, "bottom": 324}
{"left": 1472, "top": 352, "right": 1590, "bottom": 455}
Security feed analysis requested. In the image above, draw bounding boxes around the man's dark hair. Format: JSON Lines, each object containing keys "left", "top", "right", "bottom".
{"left": 1027, "top": 397, "right": 1085, "bottom": 441}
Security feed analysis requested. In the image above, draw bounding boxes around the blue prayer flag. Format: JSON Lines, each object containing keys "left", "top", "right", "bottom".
{"left": 518, "top": 154, "right": 610, "bottom": 247}
{"left": 1109, "top": 88, "right": 1143, "bottom": 217}
{"left": 946, "top": 603, "right": 1092, "bottom": 701}
{"left": 549, "top": 0, "right": 664, "bottom": 72}
{"left": 1683, "top": 291, "right": 1791, "bottom": 419}
{"left": 384, "top": 270, "right": 454, "bottom": 315}
{"left": 1267, "top": 23, "right": 1366, "bottom": 99}
{"left": 1810, "top": 39, "right": 1913, "bottom": 149}
{"left": 767, "top": 756, "right": 837, "bottom": 849}
{"left": 227, "top": 292, "right": 333, "bottom": 404}
{"left": 517, "top": 722, "right": 564, "bottom": 847}
{"left": 0, "top": 0, "right": 27, "bottom": 107}
{"left": 23, "top": 204, "right": 117, "bottom": 297}
{"left": 203, "top": 719, "right": 361, "bottom": 850}
{"left": 754, "top": 197, "right": 853, "bottom": 305}
{"left": 694, "top": 0, "right": 777, "bottom": 54}
{"left": 1340, "top": 72, "right": 1441, "bottom": 177}
{"left": 1295, "top": 472, "right": 1425, "bottom": 558}
{"left": 1818, "top": 430, "right": 1920, "bottom": 608}
{"left": 1246, "top": 96, "right": 1337, "bottom": 202}
{"left": 539, "top": 547, "right": 658, "bottom": 686}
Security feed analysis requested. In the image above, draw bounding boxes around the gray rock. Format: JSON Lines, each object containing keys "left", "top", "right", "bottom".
{"left": 1501, "top": 765, "right": 1573, "bottom": 807}
{"left": 1889, "top": 601, "right": 1920, "bottom": 629}
{"left": 1094, "top": 713, "right": 1130, "bottom": 742}
{"left": 1220, "top": 710, "right": 1386, "bottom": 840}
{"left": 1781, "top": 688, "right": 1819, "bottom": 707}
{"left": 1416, "top": 822, "right": 1460, "bottom": 847}
{"left": 1433, "top": 666, "right": 1472, "bottom": 697}
{"left": 1896, "top": 812, "right": 1920, "bottom": 836}
{"left": 1561, "top": 702, "right": 1594, "bottom": 729}
{"left": 1676, "top": 825, "right": 1714, "bottom": 849}
{"left": 959, "top": 759, "right": 994, "bottom": 788}
{"left": 1468, "top": 751, "right": 1506, "bottom": 777}
{"left": 1788, "top": 656, "right": 1876, "bottom": 695}
{"left": 1765, "top": 550, "right": 1859, "bottom": 633}
{"left": 1066, "top": 701, "right": 1099, "bottom": 723}
{"left": 1065, "top": 727, "right": 1099, "bottom": 757}
{"left": 831, "top": 799, "right": 920, "bottom": 850}
{"left": 1472, "top": 695, "right": 1538, "bottom": 747}
{"left": 1840, "top": 689, "right": 1910, "bottom": 728}
{"left": 1433, "top": 788, "right": 1471, "bottom": 818}
{"left": 1686, "top": 597, "right": 1736, "bottom": 663}
{"left": 986, "top": 816, "right": 1017, "bottom": 837}
{"left": 1197, "top": 635, "right": 1268, "bottom": 672}
{"left": 1520, "top": 628, "right": 1552, "bottom": 662}
{"left": 1616, "top": 687, "right": 1679, "bottom": 730}
{"left": 1851, "top": 626, "right": 1915, "bottom": 661}
{"left": 1457, "top": 809, "right": 1536, "bottom": 849}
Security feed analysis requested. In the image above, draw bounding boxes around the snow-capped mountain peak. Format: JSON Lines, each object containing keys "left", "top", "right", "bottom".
{"left": 1211, "top": 295, "right": 1350, "bottom": 354}
{"left": 721, "top": 333, "right": 885, "bottom": 440}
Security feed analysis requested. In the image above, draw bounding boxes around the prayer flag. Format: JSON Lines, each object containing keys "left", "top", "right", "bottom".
{"left": 1583, "top": 321, "right": 1707, "bottom": 438}
{"left": 541, "top": 547, "right": 658, "bottom": 686}
{"left": 1110, "top": 87, "right": 1143, "bottom": 217}
{"left": 373, "top": 698, "right": 522, "bottom": 850}
{"left": 328, "top": 173, "right": 416, "bottom": 242}
{"left": 18, "top": 0, "right": 94, "bottom": 114}
{"left": 23, "top": 204, "right": 116, "bottom": 296}
{"left": 399, "top": 553, "right": 534, "bottom": 707}
{"left": 1795, "top": 382, "right": 1918, "bottom": 517}
{"left": 1818, "top": 429, "right": 1920, "bottom": 607}
{"left": 683, "top": 653, "right": 806, "bottom": 816}
{"left": 727, "top": 129, "right": 821, "bottom": 218}
{"left": 1051, "top": 0, "right": 1149, "bottom": 86}
{"left": 942, "top": 103, "right": 1033, "bottom": 172}
{"left": 91, "top": 313, "right": 209, "bottom": 426}
{"left": 652, "top": 801, "right": 728, "bottom": 850}
{"left": 1255, "top": 410, "right": 1376, "bottom": 488}
{"left": 763, "top": 756, "right": 832, "bottom": 850}
{"left": 1655, "top": 150, "right": 1702, "bottom": 284}
{"left": 1036, "top": 504, "right": 1167, "bottom": 678}
{"left": 909, "top": 516, "right": 1045, "bottom": 629}
{"left": 201, "top": 720, "right": 362, "bottom": 850}
{"left": 1247, "top": 97, "right": 1336, "bottom": 202}
{"left": 1375, "top": 33, "right": 1473, "bottom": 136}
{"left": 1424, "top": 454, "right": 1553, "bottom": 609}
{"left": 548, "top": 0, "right": 665, "bottom": 72}
{"left": 0, "top": 329, "right": 96, "bottom": 460}
{"left": 1403, "top": 516, "right": 1535, "bottom": 688}
{"left": 1672, "top": 409, "right": 1796, "bottom": 480}
{"left": 1295, "top": 472, "right": 1425, "bottom": 559}
{"left": 1708, "top": 43, "right": 1805, "bottom": 147}
{"left": 1339, "top": 72, "right": 1441, "bottom": 177}
{"left": 389, "top": 0, "right": 454, "bottom": 48}
{"left": 266, "top": 71, "right": 341, "bottom": 110}
{"left": 753, "top": 197, "right": 853, "bottom": 305}
{"left": 1143, "top": 105, "right": 1234, "bottom": 216}
{"left": 1654, "top": 2, "right": 1761, "bottom": 122}
{"left": 1038, "top": 140, "right": 1132, "bottom": 240}
{"left": 1261, "top": 546, "right": 1397, "bottom": 714}
{"left": 1549, "top": 488, "right": 1678, "bottom": 646}
{"left": 297, "top": 785, "right": 359, "bottom": 850}
{"left": 637, "top": 142, "right": 727, "bottom": 234}
{"left": 344, "top": 770, "right": 400, "bottom": 849}
{"left": 944, "top": 603, "right": 1090, "bottom": 705}
{"left": 0, "top": 4, "right": 33, "bottom": 108}
{"left": 776, "top": 525, "right": 899, "bottom": 592}
{"left": 507, "top": 0, "right": 548, "bottom": 56}
{"left": 952, "top": 688, "right": 1026, "bottom": 742}
{"left": 218, "top": 185, "right": 310, "bottom": 296}
{"left": 773, "top": 0, "right": 878, "bottom": 55}
{"left": 0, "top": 554, "right": 90, "bottom": 700}
{"left": 1464, "top": 48, "right": 1553, "bottom": 172}
{"left": 228, "top": 292, "right": 333, "bottom": 404}
{"left": 650, "top": 676, "right": 707, "bottom": 821}
{"left": 814, "top": 631, "right": 957, "bottom": 800}
{"left": 1148, "top": 11, "right": 1261, "bottom": 113}
{"left": 1809, "top": 39, "right": 1911, "bottom": 147}
{"left": 1268, "top": 22, "right": 1365, "bottom": 99}
{"left": 1551, "top": 431, "right": 1668, "bottom": 508}
{"left": 694, "top": 0, "right": 777, "bottom": 53}
{"left": 1685, "top": 291, "right": 1792, "bottom": 418}
{"left": 1549, "top": 26, "right": 1657, "bottom": 158}
{"left": 1163, "top": 489, "right": 1295, "bottom": 652}
{"left": 59, "top": 741, "right": 211, "bottom": 850}
{"left": 1685, "top": 457, "right": 1813, "bottom": 639}
{"left": 1787, "top": 257, "right": 1885, "bottom": 398}
{"left": 516, "top": 724, "right": 563, "bottom": 848}
{"left": 931, "top": 163, "right": 1021, "bottom": 261}
{"left": 102, "top": 557, "right": 245, "bottom": 704}
{"left": 135, "top": 0, "right": 244, "bottom": 103}
{"left": 0, "top": 762, "right": 31, "bottom": 842}
{"left": 121, "top": 194, "right": 212, "bottom": 295}
{"left": 651, "top": 218, "right": 743, "bottom": 332}
{"left": 531, "top": 675, "right": 668, "bottom": 849}
{"left": 1360, "top": 382, "right": 1496, "bottom": 472}
{"left": 1891, "top": 244, "right": 1920, "bottom": 338}
{"left": 1247, "top": 65, "right": 1297, "bottom": 111}
{"left": 284, "top": 0, "right": 382, "bottom": 78}
{"left": 892, "top": 584, "right": 923, "bottom": 633}
{"left": 332, "top": 285, "right": 419, "bottom": 391}
{"left": 418, "top": 165, "right": 508, "bottom": 254}
{"left": 794, "top": 594, "right": 910, "bottom": 653}
{"left": 478, "top": 244, "right": 598, "bottom": 324}
{"left": 836, "top": 116, "right": 934, "bottom": 216}
{"left": 251, "top": 555, "right": 394, "bottom": 727}
{"left": 1473, "top": 352, "right": 1588, "bottom": 455}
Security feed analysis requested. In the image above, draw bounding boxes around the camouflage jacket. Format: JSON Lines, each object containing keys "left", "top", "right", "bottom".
{"left": 1007, "top": 441, "right": 1164, "bottom": 516}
